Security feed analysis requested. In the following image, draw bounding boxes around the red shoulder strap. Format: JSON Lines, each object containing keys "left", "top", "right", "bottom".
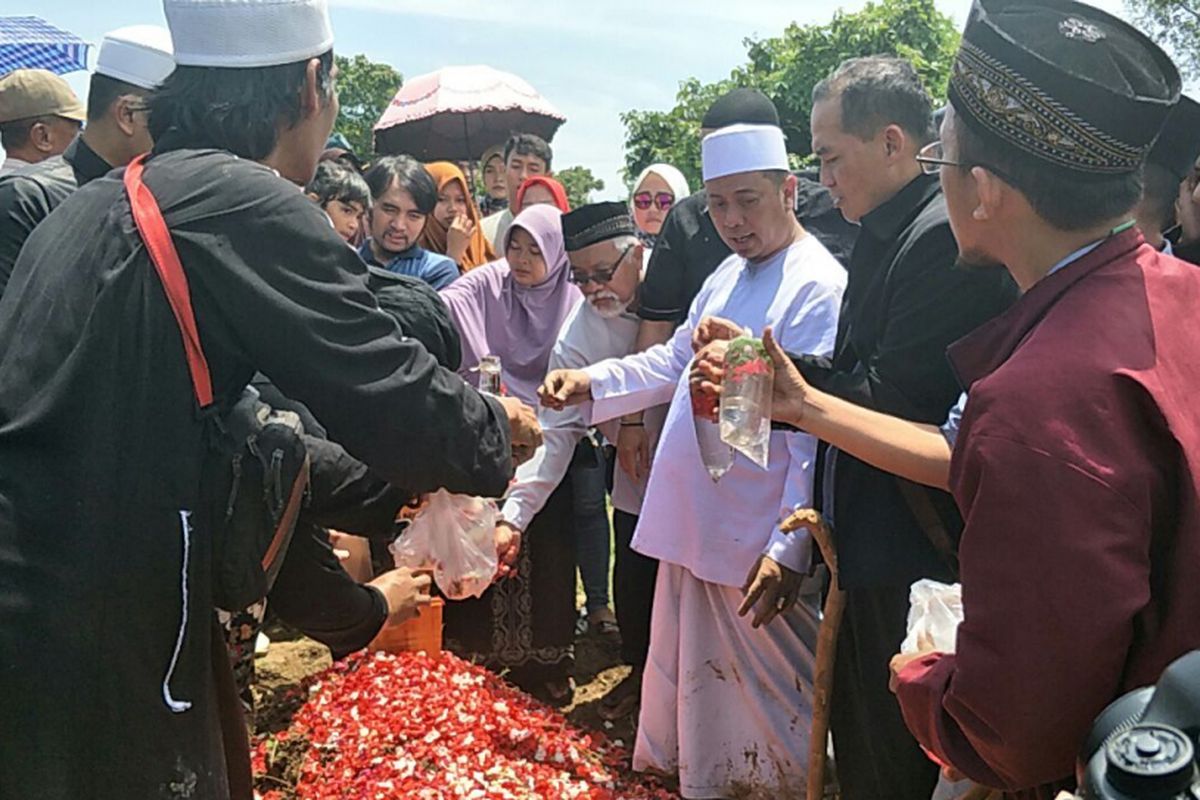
{"left": 124, "top": 155, "right": 214, "bottom": 409}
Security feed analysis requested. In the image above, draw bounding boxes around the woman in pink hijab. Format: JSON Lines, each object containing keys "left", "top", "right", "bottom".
{"left": 439, "top": 204, "right": 581, "bottom": 406}
{"left": 439, "top": 204, "right": 583, "bottom": 702}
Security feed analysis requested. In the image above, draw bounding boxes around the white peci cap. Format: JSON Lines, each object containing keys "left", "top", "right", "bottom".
{"left": 702, "top": 123, "right": 789, "bottom": 182}
{"left": 96, "top": 25, "right": 175, "bottom": 90}
{"left": 164, "top": 0, "right": 334, "bottom": 69}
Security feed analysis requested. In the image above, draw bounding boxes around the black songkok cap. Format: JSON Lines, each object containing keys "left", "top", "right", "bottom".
{"left": 949, "top": 0, "right": 1180, "bottom": 175}
{"left": 562, "top": 201, "right": 637, "bottom": 252}
{"left": 702, "top": 88, "right": 780, "bottom": 129}
{"left": 1149, "top": 95, "right": 1200, "bottom": 181}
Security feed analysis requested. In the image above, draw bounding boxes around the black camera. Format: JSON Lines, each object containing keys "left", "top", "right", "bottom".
{"left": 1078, "top": 650, "right": 1200, "bottom": 799}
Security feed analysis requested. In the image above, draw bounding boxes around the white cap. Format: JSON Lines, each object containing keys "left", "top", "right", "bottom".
{"left": 164, "top": 0, "right": 334, "bottom": 69}
{"left": 702, "top": 123, "right": 789, "bottom": 182}
{"left": 96, "top": 26, "right": 175, "bottom": 90}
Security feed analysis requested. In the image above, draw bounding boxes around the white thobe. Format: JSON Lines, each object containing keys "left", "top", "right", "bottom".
{"left": 500, "top": 300, "right": 653, "bottom": 530}
{"left": 583, "top": 234, "right": 845, "bottom": 587}
{"left": 583, "top": 234, "right": 845, "bottom": 798}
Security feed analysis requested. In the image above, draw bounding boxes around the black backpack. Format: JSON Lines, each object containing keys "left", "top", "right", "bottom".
{"left": 124, "top": 155, "right": 310, "bottom": 612}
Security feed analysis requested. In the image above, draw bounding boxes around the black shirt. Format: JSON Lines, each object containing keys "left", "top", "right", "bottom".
{"left": 638, "top": 191, "right": 729, "bottom": 324}
{"left": 638, "top": 179, "right": 859, "bottom": 326}
{"left": 0, "top": 136, "right": 112, "bottom": 298}
{"left": 797, "top": 173, "right": 1018, "bottom": 588}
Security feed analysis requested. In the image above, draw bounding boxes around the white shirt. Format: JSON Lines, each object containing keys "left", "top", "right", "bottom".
{"left": 584, "top": 235, "right": 846, "bottom": 588}
{"left": 500, "top": 299, "right": 655, "bottom": 530}
{"left": 0, "top": 156, "right": 31, "bottom": 177}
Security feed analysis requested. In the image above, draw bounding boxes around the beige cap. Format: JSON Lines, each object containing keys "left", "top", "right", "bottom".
{"left": 0, "top": 69, "right": 86, "bottom": 125}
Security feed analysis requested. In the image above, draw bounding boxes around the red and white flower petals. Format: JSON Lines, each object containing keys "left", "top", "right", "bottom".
{"left": 253, "top": 651, "right": 677, "bottom": 799}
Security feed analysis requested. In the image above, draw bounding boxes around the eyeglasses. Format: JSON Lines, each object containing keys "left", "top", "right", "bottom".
{"left": 916, "top": 140, "right": 1015, "bottom": 184}
{"left": 633, "top": 191, "right": 675, "bottom": 211}
{"left": 569, "top": 243, "right": 634, "bottom": 286}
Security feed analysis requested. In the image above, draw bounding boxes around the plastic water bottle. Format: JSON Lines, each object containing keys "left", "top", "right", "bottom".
{"left": 478, "top": 355, "right": 502, "bottom": 396}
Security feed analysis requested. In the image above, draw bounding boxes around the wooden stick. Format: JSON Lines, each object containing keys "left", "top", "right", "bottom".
{"left": 781, "top": 508, "right": 846, "bottom": 800}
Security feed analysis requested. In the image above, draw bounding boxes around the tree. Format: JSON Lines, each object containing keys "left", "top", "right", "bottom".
{"left": 334, "top": 54, "right": 402, "bottom": 157}
{"left": 621, "top": 0, "right": 959, "bottom": 188}
{"left": 556, "top": 165, "right": 606, "bottom": 208}
{"left": 1126, "top": 0, "right": 1200, "bottom": 79}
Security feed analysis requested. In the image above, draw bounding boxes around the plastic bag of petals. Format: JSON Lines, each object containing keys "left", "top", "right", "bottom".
{"left": 390, "top": 489, "right": 498, "bottom": 600}
{"left": 253, "top": 650, "right": 680, "bottom": 800}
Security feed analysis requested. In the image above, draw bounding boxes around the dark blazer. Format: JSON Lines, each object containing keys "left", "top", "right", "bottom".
{"left": 796, "top": 173, "right": 1018, "bottom": 589}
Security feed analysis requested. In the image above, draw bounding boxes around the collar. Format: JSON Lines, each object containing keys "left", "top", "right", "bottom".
{"left": 63, "top": 136, "right": 114, "bottom": 187}
{"left": 360, "top": 239, "right": 421, "bottom": 266}
{"left": 947, "top": 227, "right": 1145, "bottom": 389}
{"left": 858, "top": 172, "right": 940, "bottom": 241}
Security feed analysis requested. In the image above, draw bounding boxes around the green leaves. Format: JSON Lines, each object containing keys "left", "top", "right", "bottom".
{"left": 621, "top": 0, "right": 960, "bottom": 189}
{"left": 1127, "top": 0, "right": 1200, "bottom": 79}
{"left": 334, "top": 54, "right": 403, "bottom": 157}
{"left": 556, "top": 165, "right": 606, "bottom": 209}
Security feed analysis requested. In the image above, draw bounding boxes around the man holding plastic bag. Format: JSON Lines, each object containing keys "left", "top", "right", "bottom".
{"left": 541, "top": 123, "right": 845, "bottom": 798}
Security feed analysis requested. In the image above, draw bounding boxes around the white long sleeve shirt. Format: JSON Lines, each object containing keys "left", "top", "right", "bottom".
{"left": 500, "top": 299, "right": 659, "bottom": 530}
{"left": 582, "top": 234, "right": 845, "bottom": 588}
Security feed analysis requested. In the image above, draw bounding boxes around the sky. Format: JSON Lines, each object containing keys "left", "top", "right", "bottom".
{"left": 13, "top": 0, "right": 1131, "bottom": 199}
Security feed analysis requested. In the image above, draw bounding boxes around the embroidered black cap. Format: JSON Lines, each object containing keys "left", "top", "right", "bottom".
{"left": 949, "top": 0, "right": 1180, "bottom": 175}
{"left": 561, "top": 202, "right": 637, "bottom": 252}
{"left": 1149, "top": 96, "right": 1200, "bottom": 181}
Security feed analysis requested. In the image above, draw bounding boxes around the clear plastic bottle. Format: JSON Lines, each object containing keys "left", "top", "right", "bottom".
{"left": 478, "top": 355, "right": 502, "bottom": 396}
{"left": 719, "top": 337, "right": 773, "bottom": 469}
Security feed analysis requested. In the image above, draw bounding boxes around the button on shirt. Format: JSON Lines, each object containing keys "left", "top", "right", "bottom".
{"left": 357, "top": 240, "right": 460, "bottom": 290}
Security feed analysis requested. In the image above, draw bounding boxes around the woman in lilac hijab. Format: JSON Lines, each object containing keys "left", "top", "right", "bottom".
{"left": 439, "top": 204, "right": 584, "bottom": 702}
{"left": 439, "top": 204, "right": 581, "bottom": 406}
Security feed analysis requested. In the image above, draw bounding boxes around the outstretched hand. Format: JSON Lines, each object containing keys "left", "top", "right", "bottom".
{"left": 761, "top": 327, "right": 811, "bottom": 427}
{"left": 538, "top": 369, "right": 592, "bottom": 411}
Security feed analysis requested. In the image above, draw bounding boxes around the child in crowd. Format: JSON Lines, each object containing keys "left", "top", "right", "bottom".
{"left": 305, "top": 160, "right": 371, "bottom": 244}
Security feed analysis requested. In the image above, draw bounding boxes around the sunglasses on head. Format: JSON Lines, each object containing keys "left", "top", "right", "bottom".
{"left": 633, "top": 191, "right": 675, "bottom": 211}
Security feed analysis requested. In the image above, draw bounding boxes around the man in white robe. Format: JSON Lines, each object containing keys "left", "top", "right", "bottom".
{"left": 541, "top": 123, "right": 846, "bottom": 798}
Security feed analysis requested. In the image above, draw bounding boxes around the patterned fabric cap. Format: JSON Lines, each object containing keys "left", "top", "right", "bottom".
{"left": 949, "top": 0, "right": 1180, "bottom": 175}
{"left": 561, "top": 201, "right": 637, "bottom": 252}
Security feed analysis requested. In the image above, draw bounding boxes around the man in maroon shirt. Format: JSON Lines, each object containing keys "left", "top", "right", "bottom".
{"left": 884, "top": 1, "right": 1195, "bottom": 797}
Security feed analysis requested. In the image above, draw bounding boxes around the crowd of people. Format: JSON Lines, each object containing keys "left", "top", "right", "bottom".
{"left": 0, "top": 0, "right": 1198, "bottom": 799}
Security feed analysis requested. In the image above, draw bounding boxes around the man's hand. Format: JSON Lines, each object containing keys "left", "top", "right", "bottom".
{"left": 617, "top": 424, "right": 652, "bottom": 482}
{"left": 738, "top": 555, "right": 802, "bottom": 629}
{"left": 497, "top": 396, "right": 542, "bottom": 466}
{"left": 689, "top": 340, "right": 730, "bottom": 423}
{"left": 692, "top": 315, "right": 746, "bottom": 352}
{"left": 888, "top": 631, "right": 939, "bottom": 692}
{"left": 368, "top": 567, "right": 433, "bottom": 625}
{"left": 538, "top": 369, "right": 592, "bottom": 410}
{"left": 447, "top": 213, "right": 475, "bottom": 264}
{"left": 762, "top": 327, "right": 812, "bottom": 427}
{"left": 494, "top": 521, "right": 522, "bottom": 579}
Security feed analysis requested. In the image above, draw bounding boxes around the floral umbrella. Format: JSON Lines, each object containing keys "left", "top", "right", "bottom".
{"left": 374, "top": 65, "right": 566, "bottom": 163}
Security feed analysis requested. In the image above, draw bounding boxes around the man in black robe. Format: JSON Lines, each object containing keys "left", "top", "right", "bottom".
{"left": 0, "top": 1, "right": 540, "bottom": 797}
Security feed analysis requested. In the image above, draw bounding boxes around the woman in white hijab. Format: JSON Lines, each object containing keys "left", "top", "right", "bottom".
{"left": 629, "top": 163, "right": 690, "bottom": 247}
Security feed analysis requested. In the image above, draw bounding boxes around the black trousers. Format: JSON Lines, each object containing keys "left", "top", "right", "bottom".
{"left": 612, "top": 509, "right": 658, "bottom": 667}
{"left": 830, "top": 584, "right": 940, "bottom": 800}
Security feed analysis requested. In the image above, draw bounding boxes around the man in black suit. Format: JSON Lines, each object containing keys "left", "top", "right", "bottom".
{"left": 802, "top": 56, "right": 1017, "bottom": 800}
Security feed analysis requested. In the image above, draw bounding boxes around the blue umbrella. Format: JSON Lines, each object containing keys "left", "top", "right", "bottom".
{"left": 0, "top": 16, "right": 90, "bottom": 76}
